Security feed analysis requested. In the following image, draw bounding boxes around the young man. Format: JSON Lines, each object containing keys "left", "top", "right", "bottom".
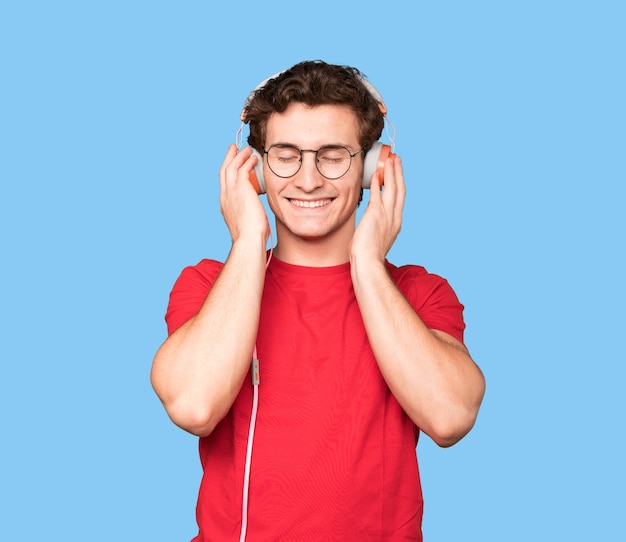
{"left": 151, "top": 60, "right": 485, "bottom": 541}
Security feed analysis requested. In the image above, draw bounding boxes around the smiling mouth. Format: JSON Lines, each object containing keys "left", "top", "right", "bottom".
{"left": 289, "top": 198, "right": 333, "bottom": 208}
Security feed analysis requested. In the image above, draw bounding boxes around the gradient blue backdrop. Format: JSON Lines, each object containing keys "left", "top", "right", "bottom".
{"left": 1, "top": 1, "right": 624, "bottom": 540}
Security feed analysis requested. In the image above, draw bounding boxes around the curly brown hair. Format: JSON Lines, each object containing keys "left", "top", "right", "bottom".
{"left": 243, "top": 60, "right": 385, "bottom": 153}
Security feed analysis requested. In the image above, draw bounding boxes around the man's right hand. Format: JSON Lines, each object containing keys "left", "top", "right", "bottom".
{"left": 219, "top": 144, "right": 270, "bottom": 245}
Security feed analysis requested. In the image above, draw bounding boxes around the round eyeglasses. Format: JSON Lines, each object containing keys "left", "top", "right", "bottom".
{"left": 264, "top": 144, "right": 364, "bottom": 180}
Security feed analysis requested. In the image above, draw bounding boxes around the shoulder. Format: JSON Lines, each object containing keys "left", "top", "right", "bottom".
{"left": 386, "top": 261, "right": 466, "bottom": 343}
{"left": 174, "top": 258, "right": 224, "bottom": 289}
{"left": 164, "top": 259, "right": 224, "bottom": 335}
{"left": 386, "top": 262, "right": 456, "bottom": 300}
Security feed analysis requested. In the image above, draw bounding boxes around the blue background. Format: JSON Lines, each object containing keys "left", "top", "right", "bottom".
{"left": 1, "top": 1, "right": 624, "bottom": 540}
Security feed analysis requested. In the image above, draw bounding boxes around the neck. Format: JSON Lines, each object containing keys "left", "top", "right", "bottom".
{"left": 273, "top": 229, "right": 353, "bottom": 268}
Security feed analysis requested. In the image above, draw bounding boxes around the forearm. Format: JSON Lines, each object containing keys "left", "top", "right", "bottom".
{"left": 151, "top": 235, "right": 267, "bottom": 436}
{"left": 351, "top": 258, "right": 485, "bottom": 447}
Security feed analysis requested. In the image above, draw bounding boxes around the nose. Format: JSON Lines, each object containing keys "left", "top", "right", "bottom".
{"left": 294, "top": 150, "right": 324, "bottom": 191}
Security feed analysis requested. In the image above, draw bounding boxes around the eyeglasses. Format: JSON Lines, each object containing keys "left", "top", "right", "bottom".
{"left": 264, "top": 144, "right": 364, "bottom": 180}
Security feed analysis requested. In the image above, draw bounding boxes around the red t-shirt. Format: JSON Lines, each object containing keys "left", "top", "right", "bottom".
{"left": 165, "top": 257, "right": 465, "bottom": 541}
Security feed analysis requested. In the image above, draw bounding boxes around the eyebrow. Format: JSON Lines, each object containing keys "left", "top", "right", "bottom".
{"left": 268, "top": 142, "right": 359, "bottom": 151}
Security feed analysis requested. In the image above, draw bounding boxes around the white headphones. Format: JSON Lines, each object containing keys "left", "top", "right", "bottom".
{"left": 239, "top": 69, "right": 395, "bottom": 194}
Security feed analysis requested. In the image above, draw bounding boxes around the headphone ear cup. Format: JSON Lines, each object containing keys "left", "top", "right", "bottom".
{"left": 249, "top": 148, "right": 265, "bottom": 194}
{"left": 362, "top": 142, "right": 393, "bottom": 188}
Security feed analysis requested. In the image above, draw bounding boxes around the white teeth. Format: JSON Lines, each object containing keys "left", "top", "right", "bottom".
{"left": 290, "top": 199, "right": 331, "bottom": 208}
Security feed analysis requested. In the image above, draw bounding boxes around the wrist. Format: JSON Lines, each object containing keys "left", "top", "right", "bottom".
{"left": 350, "top": 253, "right": 388, "bottom": 282}
{"left": 230, "top": 233, "right": 269, "bottom": 260}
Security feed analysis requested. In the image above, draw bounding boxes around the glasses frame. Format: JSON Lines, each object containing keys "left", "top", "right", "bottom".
{"left": 263, "top": 144, "right": 364, "bottom": 180}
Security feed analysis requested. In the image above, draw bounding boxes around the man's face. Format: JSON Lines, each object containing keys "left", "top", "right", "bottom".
{"left": 264, "top": 103, "right": 363, "bottom": 250}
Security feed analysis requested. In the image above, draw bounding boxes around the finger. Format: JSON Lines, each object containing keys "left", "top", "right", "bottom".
{"left": 368, "top": 169, "right": 382, "bottom": 204}
{"left": 381, "top": 156, "right": 404, "bottom": 220}
{"left": 237, "top": 147, "right": 258, "bottom": 182}
{"left": 219, "top": 144, "right": 243, "bottom": 193}
{"left": 222, "top": 146, "right": 256, "bottom": 192}
{"left": 392, "top": 156, "right": 406, "bottom": 217}
{"left": 378, "top": 156, "right": 397, "bottom": 210}
{"left": 226, "top": 145, "right": 252, "bottom": 178}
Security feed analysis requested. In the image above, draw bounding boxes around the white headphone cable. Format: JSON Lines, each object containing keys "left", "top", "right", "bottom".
{"left": 384, "top": 114, "right": 397, "bottom": 152}
{"left": 239, "top": 349, "right": 259, "bottom": 542}
{"left": 239, "top": 247, "right": 273, "bottom": 542}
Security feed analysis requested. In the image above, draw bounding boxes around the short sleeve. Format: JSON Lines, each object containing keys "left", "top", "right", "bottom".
{"left": 165, "top": 259, "right": 224, "bottom": 336}
{"left": 388, "top": 263, "right": 466, "bottom": 344}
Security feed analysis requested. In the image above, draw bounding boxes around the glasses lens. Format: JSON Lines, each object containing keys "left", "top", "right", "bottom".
{"left": 316, "top": 146, "right": 352, "bottom": 179}
{"left": 267, "top": 145, "right": 302, "bottom": 178}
